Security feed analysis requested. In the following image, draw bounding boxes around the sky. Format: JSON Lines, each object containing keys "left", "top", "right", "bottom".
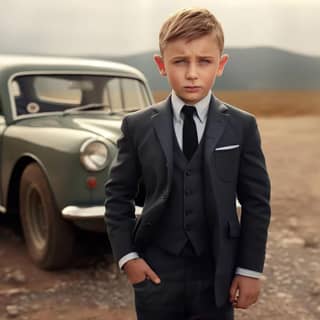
{"left": 1, "top": 0, "right": 319, "bottom": 57}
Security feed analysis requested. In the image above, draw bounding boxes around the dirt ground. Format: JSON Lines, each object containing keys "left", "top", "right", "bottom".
{"left": 0, "top": 115, "right": 319, "bottom": 320}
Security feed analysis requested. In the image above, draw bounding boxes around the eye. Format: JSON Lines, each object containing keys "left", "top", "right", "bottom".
{"left": 173, "top": 59, "right": 186, "bottom": 64}
{"left": 199, "top": 59, "right": 211, "bottom": 65}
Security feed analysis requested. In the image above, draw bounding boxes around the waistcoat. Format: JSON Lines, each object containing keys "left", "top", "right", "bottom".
{"left": 152, "top": 131, "right": 211, "bottom": 256}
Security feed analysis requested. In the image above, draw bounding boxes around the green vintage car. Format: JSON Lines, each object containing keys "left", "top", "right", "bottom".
{"left": 0, "top": 55, "right": 153, "bottom": 269}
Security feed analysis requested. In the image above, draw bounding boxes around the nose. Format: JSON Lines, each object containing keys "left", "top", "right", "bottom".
{"left": 186, "top": 63, "right": 198, "bottom": 80}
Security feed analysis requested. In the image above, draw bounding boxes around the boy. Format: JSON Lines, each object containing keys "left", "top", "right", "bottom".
{"left": 105, "top": 7, "right": 271, "bottom": 320}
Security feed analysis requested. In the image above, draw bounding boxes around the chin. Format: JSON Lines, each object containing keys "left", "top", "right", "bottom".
{"left": 181, "top": 94, "right": 204, "bottom": 104}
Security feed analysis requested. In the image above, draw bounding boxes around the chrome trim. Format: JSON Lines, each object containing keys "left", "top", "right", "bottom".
{"left": 80, "top": 137, "right": 109, "bottom": 172}
{"left": 62, "top": 205, "right": 143, "bottom": 219}
{"left": 0, "top": 205, "right": 7, "bottom": 213}
{"left": 7, "top": 71, "right": 147, "bottom": 121}
{"left": 80, "top": 137, "right": 108, "bottom": 153}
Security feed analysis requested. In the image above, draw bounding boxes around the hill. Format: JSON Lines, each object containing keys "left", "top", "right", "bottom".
{"left": 93, "top": 47, "right": 320, "bottom": 91}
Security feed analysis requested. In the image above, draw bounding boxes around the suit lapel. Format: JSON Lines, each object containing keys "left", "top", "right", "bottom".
{"left": 204, "top": 96, "right": 229, "bottom": 161}
{"left": 203, "top": 96, "right": 229, "bottom": 204}
{"left": 151, "top": 97, "right": 174, "bottom": 182}
{"left": 150, "top": 95, "right": 229, "bottom": 194}
{"left": 203, "top": 96, "right": 229, "bottom": 245}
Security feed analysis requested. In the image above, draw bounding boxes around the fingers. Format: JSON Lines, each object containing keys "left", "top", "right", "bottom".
{"left": 123, "top": 258, "right": 147, "bottom": 284}
{"left": 144, "top": 264, "right": 161, "bottom": 284}
{"left": 229, "top": 278, "right": 239, "bottom": 304}
{"left": 230, "top": 276, "right": 261, "bottom": 309}
{"left": 236, "top": 290, "right": 259, "bottom": 309}
{"left": 124, "top": 258, "right": 161, "bottom": 285}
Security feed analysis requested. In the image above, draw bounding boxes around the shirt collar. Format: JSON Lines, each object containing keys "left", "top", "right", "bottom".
{"left": 171, "top": 90, "right": 212, "bottom": 123}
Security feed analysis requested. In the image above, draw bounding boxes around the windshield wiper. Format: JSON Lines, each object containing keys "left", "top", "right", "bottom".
{"left": 63, "top": 103, "right": 111, "bottom": 115}
{"left": 125, "top": 108, "right": 141, "bottom": 112}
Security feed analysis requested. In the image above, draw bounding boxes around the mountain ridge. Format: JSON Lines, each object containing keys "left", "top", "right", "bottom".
{"left": 91, "top": 47, "right": 320, "bottom": 90}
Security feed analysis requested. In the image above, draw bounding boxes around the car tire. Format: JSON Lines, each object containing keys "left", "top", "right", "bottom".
{"left": 20, "top": 163, "right": 75, "bottom": 269}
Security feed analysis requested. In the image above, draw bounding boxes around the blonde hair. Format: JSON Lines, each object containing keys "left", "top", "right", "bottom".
{"left": 159, "top": 8, "right": 224, "bottom": 55}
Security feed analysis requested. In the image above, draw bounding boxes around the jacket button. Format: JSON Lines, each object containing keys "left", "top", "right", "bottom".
{"left": 146, "top": 222, "right": 152, "bottom": 227}
{"left": 185, "top": 189, "right": 192, "bottom": 196}
{"left": 185, "top": 209, "right": 192, "bottom": 215}
{"left": 185, "top": 170, "right": 191, "bottom": 176}
{"left": 185, "top": 224, "right": 191, "bottom": 231}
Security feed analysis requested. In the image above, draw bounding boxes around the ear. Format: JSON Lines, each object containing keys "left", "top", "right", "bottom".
{"left": 153, "top": 54, "right": 167, "bottom": 76}
{"left": 216, "top": 54, "right": 229, "bottom": 77}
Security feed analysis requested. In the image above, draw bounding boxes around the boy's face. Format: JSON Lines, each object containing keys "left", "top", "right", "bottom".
{"left": 154, "top": 32, "right": 228, "bottom": 105}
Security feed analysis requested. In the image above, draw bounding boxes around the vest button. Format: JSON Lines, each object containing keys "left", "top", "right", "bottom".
{"left": 185, "top": 209, "right": 192, "bottom": 215}
{"left": 185, "top": 170, "right": 191, "bottom": 176}
{"left": 185, "top": 189, "right": 192, "bottom": 196}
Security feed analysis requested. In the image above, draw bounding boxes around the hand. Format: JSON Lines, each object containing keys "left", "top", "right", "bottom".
{"left": 229, "top": 275, "right": 261, "bottom": 309}
{"left": 123, "top": 258, "right": 161, "bottom": 285}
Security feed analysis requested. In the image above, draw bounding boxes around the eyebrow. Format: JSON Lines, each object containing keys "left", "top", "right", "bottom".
{"left": 197, "top": 56, "right": 215, "bottom": 59}
{"left": 170, "top": 55, "right": 216, "bottom": 61}
{"left": 171, "top": 55, "right": 215, "bottom": 59}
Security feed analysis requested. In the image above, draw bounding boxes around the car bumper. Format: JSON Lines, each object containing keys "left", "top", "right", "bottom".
{"left": 61, "top": 205, "right": 143, "bottom": 232}
{"left": 61, "top": 201, "right": 241, "bottom": 232}
{"left": 62, "top": 205, "right": 143, "bottom": 219}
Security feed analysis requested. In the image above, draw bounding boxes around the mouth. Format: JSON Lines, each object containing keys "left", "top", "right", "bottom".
{"left": 184, "top": 86, "right": 201, "bottom": 93}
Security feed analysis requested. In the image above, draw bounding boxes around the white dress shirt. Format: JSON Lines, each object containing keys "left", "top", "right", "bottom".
{"left": 118, "top": 91, "right": 261, "bottom": 279}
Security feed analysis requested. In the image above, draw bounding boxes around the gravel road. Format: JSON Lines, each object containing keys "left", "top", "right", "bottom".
{"left": 0, "top": 116, "right": 319, "bottom": 320}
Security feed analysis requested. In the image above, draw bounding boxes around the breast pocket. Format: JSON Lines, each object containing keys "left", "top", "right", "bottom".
{"left": 214, "top": 147, "right": 240, "bottom": 182}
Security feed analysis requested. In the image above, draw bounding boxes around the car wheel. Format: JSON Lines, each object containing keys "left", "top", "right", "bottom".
{"left": 20, "top": 163, "right": 75, "bottom": 269}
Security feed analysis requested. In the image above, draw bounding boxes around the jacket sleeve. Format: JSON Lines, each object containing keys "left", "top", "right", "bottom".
{"left": 236, "top": 116, "right": 271, "bottom": 272}
{"left": 104, "top": 116, "right": 141, "bottom": 262}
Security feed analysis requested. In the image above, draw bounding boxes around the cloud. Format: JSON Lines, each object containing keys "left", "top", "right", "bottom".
{"left": 0, "top": 0, "right": 319, "bottom": 56}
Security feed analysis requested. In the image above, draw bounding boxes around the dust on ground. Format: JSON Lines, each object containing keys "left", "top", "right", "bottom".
{"left": 0, "top": 116, "right": 319, "bottom": 320}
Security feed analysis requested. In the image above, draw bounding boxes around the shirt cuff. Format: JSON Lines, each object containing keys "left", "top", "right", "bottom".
{"left": 235, "top": 267, "right": 262, "bottom": 279}
{"left": 118, "top": 252, "right": 140, "bottom": 269}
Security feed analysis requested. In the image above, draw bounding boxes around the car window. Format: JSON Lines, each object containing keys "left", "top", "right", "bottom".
{"left": 11, "top": 80, "right": 21, "bottom": 98}
{"left": 121, "top": 78, "right": 149, "bottom": 110}
{"left": 104, "top": 78, "right": 122, "bottom": 111}
{"left": 103, "top": 78, "right": 149, "bottom": 112}
{"left": 11, "top": 74, "right": 150, "bottom": 116}
{"left": 34, "top": 77, "right": 82, "bottom": 105}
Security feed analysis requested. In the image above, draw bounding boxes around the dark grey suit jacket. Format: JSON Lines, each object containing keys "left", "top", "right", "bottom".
{"left": 105, "top": 96, "right": 271, "bottom": 306}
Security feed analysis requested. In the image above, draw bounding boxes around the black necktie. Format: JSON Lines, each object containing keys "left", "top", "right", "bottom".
{"left": 182, "top": 105, "right": 198, "bottom": 160}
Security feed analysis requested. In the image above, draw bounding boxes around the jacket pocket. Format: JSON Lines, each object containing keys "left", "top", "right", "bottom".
{"left": 132, "top": 278, "right": 149, "bottom": 288}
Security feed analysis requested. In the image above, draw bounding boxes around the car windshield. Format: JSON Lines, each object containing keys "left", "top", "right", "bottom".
{"left": 11, "top": 74, "right": 151, "bottom": 117}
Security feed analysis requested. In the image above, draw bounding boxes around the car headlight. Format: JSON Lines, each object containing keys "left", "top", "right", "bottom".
{"left": 80, "top": 138, "right": 108, "bottom": 171}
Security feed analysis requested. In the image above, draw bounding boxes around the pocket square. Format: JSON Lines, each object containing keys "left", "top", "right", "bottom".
{"left": 215, "top": 144, "right": 240, "bottom": 151}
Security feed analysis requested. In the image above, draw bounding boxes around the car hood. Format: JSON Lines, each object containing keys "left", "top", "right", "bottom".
{"left": 68, "top": 114, "right": 123, "bottom": 144}
{"left": 15, "top": 113, "right": 124, "bottom": 144}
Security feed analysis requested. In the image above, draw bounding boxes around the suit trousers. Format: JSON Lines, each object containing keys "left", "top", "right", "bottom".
{"left": 133, "top": 243, "right": 234, "bottom": 320}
